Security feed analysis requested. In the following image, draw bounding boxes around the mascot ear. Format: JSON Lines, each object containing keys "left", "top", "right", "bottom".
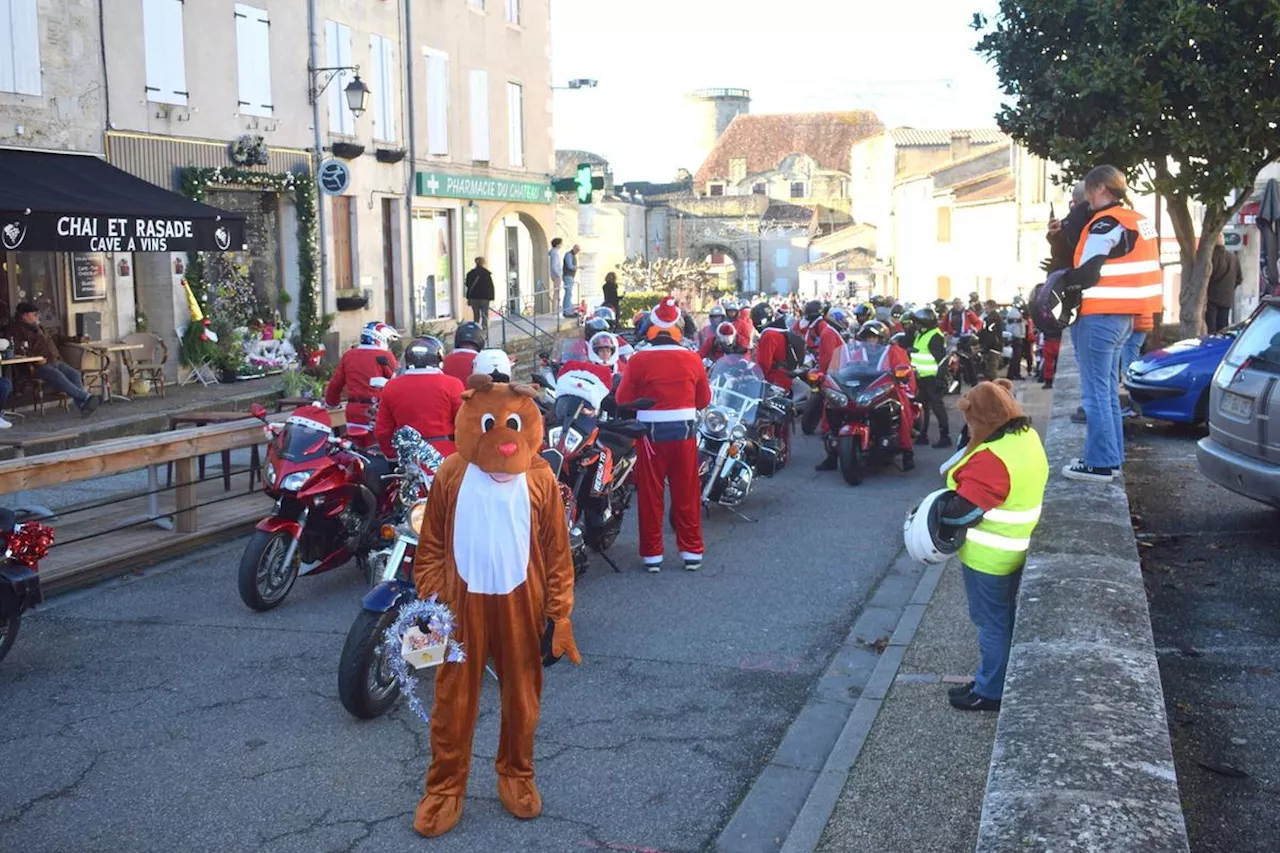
{"left": 467, "top": 374, "right": 495, "bottom": 393}
{"left": 511, "top": 383, "right": 539, "bottom": 398}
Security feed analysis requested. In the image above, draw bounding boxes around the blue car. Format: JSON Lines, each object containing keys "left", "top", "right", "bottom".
{"left": 1124, "top": 326, "right": 1240, "bottom": 424}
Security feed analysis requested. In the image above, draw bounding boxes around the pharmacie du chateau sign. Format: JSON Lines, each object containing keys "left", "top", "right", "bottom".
{"left": 415, "top": 170, "right": 553, "bottom": 205}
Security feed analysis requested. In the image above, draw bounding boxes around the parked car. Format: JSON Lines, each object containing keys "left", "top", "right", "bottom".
{"left": 1124, "top": 325, "right": 1240, "bottom": 423}
{"left": 1197, "top": 297, "right": 1280, "bottom": 508}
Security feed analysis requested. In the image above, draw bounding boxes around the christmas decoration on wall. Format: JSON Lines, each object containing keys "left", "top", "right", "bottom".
{"left": 228, "top": 134, "right": 270, "bottom": 167}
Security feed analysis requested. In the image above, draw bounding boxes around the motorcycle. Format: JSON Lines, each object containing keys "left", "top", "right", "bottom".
{"left": 820, "top": 342, "right": 919, "bottom": 486}
{"left": 336, "top": 427, "right": 443, "bottom": 719}
{"left": 237, "top": 402, "right": 398, "bottom": 611}
{"left": 0, "top": 509, "right": 53, "bottom": 665}
{"left": 697, "top": 356, "right": 794, "bottom": 512}
{"left": 945, "top": 333, "right": 981, "bottom": 393}
{"left": 793, "top": 353, "right": 827, "bottom": 435}
{"left": 534, "top": 370, "right": 649, "bottom": 576}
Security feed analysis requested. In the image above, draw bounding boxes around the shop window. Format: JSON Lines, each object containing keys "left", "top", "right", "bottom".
{"left": 369, "top": 34, "right": 397, "bottom": 142}
{"left": 325, "top": 20, "right": 356, "bottom": 135}
{"left": 331, "top": 196, "right": 354, "bottom": 291}
{"left": 425, "top": 50, "right": 450, "bottom": 155}
{"left": 0, "top": 0, "right": 40, "bottom": 96}
{"left": 708, "top": 183, "right": 725, "bottom": 197}
{"left": 790, "top": 182, "right": 805, "bottom": 199}
{"left": 143, "top": 0, "right": 187, "bottom": 105}
{"left": 507, "top": 82, "right": 524, "bottom": 168}
{"left": 234, "top": 5, "right": 272, "bottom": 117}
{"left": 469, "top": 69, "right": 490, "bottom": 161}
{"left": 2, "top": 252, "right": 64, "bottom": 327}
{"left": 412, "top": 209, "right": 454, "bottom": 323}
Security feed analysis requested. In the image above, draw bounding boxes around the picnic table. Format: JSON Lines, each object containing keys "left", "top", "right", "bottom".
{"left": 168, "top": 411, "right": 264, "bottom": 493}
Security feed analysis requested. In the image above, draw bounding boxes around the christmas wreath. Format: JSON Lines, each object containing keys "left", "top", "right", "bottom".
{"left": 228, "top": 134, "right": 270, "bottom": 167}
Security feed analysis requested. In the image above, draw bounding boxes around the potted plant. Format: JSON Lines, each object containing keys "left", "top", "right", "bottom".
{"left": 335, "top": 289, "right": 369, "bottom": 311}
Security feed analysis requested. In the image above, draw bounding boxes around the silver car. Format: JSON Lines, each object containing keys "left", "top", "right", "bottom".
{"left": 1197, "top": 296, "right": 1280, "bottom": 507}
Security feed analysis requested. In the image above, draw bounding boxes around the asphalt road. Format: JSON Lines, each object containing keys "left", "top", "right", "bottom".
{"left": 0, "top": 417, "right": 962, "bottom": 853}
{"left": 1125, "top": 419, "right": 1280, "bottom": 853}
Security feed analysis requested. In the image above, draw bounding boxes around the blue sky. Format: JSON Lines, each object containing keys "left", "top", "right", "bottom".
{"left": 550, "top": 0, "right": 1006, "bottom": 181}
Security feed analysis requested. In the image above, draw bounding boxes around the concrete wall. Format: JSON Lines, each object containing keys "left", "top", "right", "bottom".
{"left": 0, "top": 0, "right": 105, "bottom": 153}
{"left": 849, "top": 134, "right": 895, "bottom": 232}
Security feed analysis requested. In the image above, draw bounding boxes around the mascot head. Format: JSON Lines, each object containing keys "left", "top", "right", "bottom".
{"left": 456, "top": 374, "right": 545, "bottom": 479}
{"left": 957, "top": 378, "right": 1025, "bottom": 454}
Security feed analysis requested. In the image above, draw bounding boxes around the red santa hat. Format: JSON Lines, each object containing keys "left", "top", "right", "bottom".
{"left": 646, "top": 297, "right": 683, "bottom": 341}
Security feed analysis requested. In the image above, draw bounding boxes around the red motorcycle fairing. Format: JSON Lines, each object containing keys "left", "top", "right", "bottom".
{"left": 255, "top": 516, "right": 302, "bottom": 537}
{"left": 838, "top": 422, "right": 871, "bottom": 449}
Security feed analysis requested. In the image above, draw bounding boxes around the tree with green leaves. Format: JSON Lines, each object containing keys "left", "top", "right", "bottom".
{"left": 974, "top": 0, "right": 1280, "bottom": 336}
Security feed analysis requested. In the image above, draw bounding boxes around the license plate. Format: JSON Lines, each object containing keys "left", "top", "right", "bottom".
{"left": 1219, "top": 391, "right": 1252, "bottom": 419}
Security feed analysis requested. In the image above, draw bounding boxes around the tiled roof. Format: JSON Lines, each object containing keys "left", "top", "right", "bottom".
{"left": 615, "top": 179, "right": 693, "bottom": 201}
{"left": 955, "top": 175, "right": 1016, "bottom": 204}
{"left": 694, "top": 111, "right": 884, "bottom": 185}
{"left": 889, "top": 128, "right": 1007, "bottom": 147}
{"left": 762, "top": 202, "right": 818, "bottom": 225}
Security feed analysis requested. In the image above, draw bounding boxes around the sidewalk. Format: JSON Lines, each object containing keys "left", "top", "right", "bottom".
{"left": 809, "top": 381, "right": 1053, "bottom": 853}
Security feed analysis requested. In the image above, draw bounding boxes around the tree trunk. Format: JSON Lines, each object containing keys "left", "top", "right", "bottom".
{"left": 1163, "top": 194, "right": 1202, "bottom": 338}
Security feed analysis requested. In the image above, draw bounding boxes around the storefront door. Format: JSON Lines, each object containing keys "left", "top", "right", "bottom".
{"left": 505, "top": 225, "right": 520, "bottom": 314}
{"left": 411, "top": 209, "right": 454, "bottom": 327}
{"left": 1, "top": 251, "right": 65, "bottom": 326}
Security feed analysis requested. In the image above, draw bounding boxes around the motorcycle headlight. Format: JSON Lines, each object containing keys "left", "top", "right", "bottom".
{"left": 823, "top": 387, "right": 848, "bottom": 408}
{"left": 855, "top": 390, "right": 877, "bottom": 407}
{"left": 265, "top": 462, "right": 276, "bottom": 484}
{"left": 409, "top": 499, "right": 428, "bottom": 534}
{"left": 564, "top": 429, "right": 585, "bottom": 453}
{"left": 701, "top": 409, "right": 730, "bottom": 439}
{"left": 731, "top": 423, "right": 747, "bottom": 441}
{"left": 1139, "top": 363, "right": 1188, "bottom": 383}
{"left": 279, "top": 471, "right": 310, "bottom": 492}
{"left": 548, "top": 426, "right": 563, "bottom": 447}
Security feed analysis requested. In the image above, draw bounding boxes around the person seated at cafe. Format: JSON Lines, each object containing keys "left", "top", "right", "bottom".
{"left": 5, "top": 303, "right": 99, "bottom": 418}
{"left": 0, "top": 340, "right": 12, "bottom": 429}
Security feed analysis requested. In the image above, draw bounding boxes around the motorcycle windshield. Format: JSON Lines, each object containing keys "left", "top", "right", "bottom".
{"left": 550, "top": 395, "right": 600, "bottom": 457}
{"left": 551, "top": 338, "right": 590, "bottom": 366}
{"left": 709, "top": 355, "right": 765, "bottom": 425}
{"left": 832, "top": 343, "right": 892, "bottom": 390}
{"left": 279, "top": 423, "right": 329, "bottom": 462}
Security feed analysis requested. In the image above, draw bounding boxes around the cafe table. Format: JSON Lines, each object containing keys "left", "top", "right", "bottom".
{"left": 0, "top": 355, "right": 46, "bottom": 421}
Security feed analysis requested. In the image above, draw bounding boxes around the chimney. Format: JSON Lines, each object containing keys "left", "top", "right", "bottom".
{"left": 950, "top": 132, "right": 971, "bottom": 161}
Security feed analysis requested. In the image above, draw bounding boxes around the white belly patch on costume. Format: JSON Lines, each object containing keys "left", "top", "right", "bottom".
{"left": 452, "top": 463, "right": 532, "bottom": 595}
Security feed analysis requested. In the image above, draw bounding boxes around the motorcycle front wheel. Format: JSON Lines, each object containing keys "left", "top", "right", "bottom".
{"left": 237, "top": 530, "right": 300, "bottom": 611}
{"left": 838, "top": 436, "right": 866, "bottom": 486}
{"left": 338, "top": 608, "right": 403, "bottom": 719}
{"left": 0, "top": 613, "right": 19, "bottom": 664}
{"left": 801, "top": 396, "right": 824, "bottom": 435}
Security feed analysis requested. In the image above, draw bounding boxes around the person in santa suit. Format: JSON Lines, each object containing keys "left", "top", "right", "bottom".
{"left": 755, "top": 311, "right": 805, "bottom": 389}
{"left": 698, "top": 305, "right": 727, "bottom": 350}
{"left": 557, "top": 331, "right": 619, "bottom": 387}
{"left": 374, "top": 337, "right": 464, "bottom": 458}
{"left": 731, "top": 301, "right": 756, "bottom": 350}
{"left": 796, "top": 300, "right": 844, "bottom": 374}
{"left": 698, "top": 321, "right": 748, "bottom": 364}
{"left": 443, "top": 322, "right": 486, "bottom": 383}
{"left": 614, "top": 297, "right": 712, "bottom": 572}
{"left": 324, "top": 321, "right": 400, "bottom": 429}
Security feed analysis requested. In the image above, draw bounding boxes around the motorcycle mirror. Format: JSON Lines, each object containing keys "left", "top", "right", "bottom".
{"left": 531, "top": 372, "right": 554, "bottom": 390}
{"left": 250, "top": 403, "right": 269, "bottom": 421}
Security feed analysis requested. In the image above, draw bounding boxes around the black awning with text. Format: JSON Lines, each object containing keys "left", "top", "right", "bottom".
{"left": 0, "top": 148, "right": 247, "bottom": 253}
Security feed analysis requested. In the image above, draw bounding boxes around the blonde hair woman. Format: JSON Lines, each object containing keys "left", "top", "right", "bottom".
{"left": 1060, "top": 165, "right": 1162, "bottom": 483}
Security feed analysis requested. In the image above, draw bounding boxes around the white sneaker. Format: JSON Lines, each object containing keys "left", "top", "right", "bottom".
{"left": 644, "top": 557, "right": 662, "bottom": 574}
{"left": 0, "top": 415, "right": 13, "bottom": 429}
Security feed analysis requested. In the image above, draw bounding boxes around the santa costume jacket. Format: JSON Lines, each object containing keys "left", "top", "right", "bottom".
{"left": 324, "top": 345, "right": 398, "bottom": 427}
{"left": 374, "top": 366, "right": 465, "bottom": 458}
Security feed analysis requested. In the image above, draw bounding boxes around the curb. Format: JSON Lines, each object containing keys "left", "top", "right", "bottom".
{"left": 714, "top": 552, "right": 943, "bottom": 853}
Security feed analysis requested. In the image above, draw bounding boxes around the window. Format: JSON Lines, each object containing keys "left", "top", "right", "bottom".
{"left": 507, "top": 81, "right": 524, "bottom": 168}
{"left": 729, "top": 158, "right": 747, "bottom": 184}
{"left": 143, "top": 0, "right": 187, "bottom": 105}
{"left": 234, "top": 5, "right": 272, "bottom": 117}
{"left": 332, "top": 195, "right": 354, "bottom": 290}
{"left": 790, "top": 181, "right": 805, "bottom": 199}
{"left": 324, "top": 20, "right": 355, "bottom": 135}
{"left": 424, "top": 50, "right": 449, "bottom": 156}
{"left": 505, "top": 0, "right": 520, "bottom": 24}
{"left": 467, "top": 0, "right": 484, "bottom": 9}
{"left": 708, "top": 183, "right": 725, "bottom": 197}
{"left": 936, "top": 207, "right": 951, "bottom": 243}
{"left": 0, "top": 0, "right": 40, "bottom": 95}
{"left": 369, "top": 34, "right": 396, "bottom": 141}
{"left": 752, "top": 182, "right": 766, "bottom": 195}
{"left": 469, "top": 69, "right": 489, "bottom": 161}
{"left": 937, "top": 275, "right": 951, "bottom": 299}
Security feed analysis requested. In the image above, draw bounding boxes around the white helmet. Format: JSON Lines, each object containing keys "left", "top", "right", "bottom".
{"left": 903, "top": 489, "right": 967, "bottom": 564}
{"left": 588, "top": 331, "right": 619, "bottom": 367}
{"left": 554, "top": 370, "right": 610, "bottom": 410}
{"left": 471, "top": 348, "right": 513, "bottom": 382}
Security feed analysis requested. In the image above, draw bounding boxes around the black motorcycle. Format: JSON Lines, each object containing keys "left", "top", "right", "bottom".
{"left": 698, "top": 356, "right": 793, "bottom": 510}
{"left": 0, "top": 509, "right": 53, "bottom": 665}
{"left": 945, "top": 333, "right": 981, "bottom": 393}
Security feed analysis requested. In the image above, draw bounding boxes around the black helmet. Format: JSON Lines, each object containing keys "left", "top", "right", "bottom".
{"left": 802, "top": 300, "right": 823, "bottom": 323}
{"left": 856, "top": 320, "right": 890, "bottom": 344}
{"left": 584, "top": 317, "right": 610, "bottom": 338}
{"left": 750, "top": 302, "right": 775, "bottom": 331}
{"left": 870, "top": 294, "right": 886, "bottom": 308}
{"left": 454, "top": 321, "right": 486, "bottom": 351}
{"left": 891, "top": 331, "right": 908, "bottom": 348}
{"left": 890, "top": 302, "right": 905, "bottom": 318}
{"left": 911, "top": 307, "right": 939, "bottom": 330}
{"left": 404, "top": 336, "right": 444, "bottom": 369}
{"left": 853, "top": 303, "right": 874, "bottom": 324}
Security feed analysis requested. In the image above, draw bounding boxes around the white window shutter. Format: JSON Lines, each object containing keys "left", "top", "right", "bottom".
{"left": 5, "top": 0, "right": 41, "bottom": 96}
{"left": 337, "top": 23, "right": 353, "bottom": 134}
{"left": 368, "top": 35, "right": 386, "bottom": 139}
{"left": 469, "top": 69, "right": 489, "bottom": 161}
{"left": 326, "top": 21, "right": 354, "bottom": 134}
{"left": 507, "top": 82, "right": 523, "bottom": 168}
{"left": 425, "top": 52, "right": 449, "bottom": 156}
{"left": 379, "top": 36, "right": 396, "bottom": 141}
{"left": 143, "top": 0, "right": 187, "bottom": 105}
{"left": 324, "top": 20, "right": 340, "bottom": 130}
{"left": 236, "top": 6, "right": 272, "bottom": 116}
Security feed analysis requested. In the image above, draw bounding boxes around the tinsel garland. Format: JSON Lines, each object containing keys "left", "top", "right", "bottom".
{"left": 383, "top": 596, "right": 465, "bottom": 726}
{"left": 5, "top": 522, "right": 54, "bottom": 567}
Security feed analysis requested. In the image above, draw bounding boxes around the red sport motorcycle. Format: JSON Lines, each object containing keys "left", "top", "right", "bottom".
{"left": 237, "top": 403, "right": 398, "bottom": 611}
{"left": 820, "top": 342, "right": 920, "bottom": 486}
{"left": 0, "top": 509, "right": 53, "bottom": 665}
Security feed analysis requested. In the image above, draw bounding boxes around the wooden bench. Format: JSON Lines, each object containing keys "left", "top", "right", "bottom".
{"left": 167, "top": 411, "right": 262, "bottom": 492}
{"left": 0, "top": 429, "right": 86, "bottom": 517}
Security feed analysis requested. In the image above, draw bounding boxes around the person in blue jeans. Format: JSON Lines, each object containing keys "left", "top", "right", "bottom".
{"left": 561, "top": 244, "right": 579, "bottom": 316}
{"left": 1058, "top": 166, "right": 1162, "bottom": 483}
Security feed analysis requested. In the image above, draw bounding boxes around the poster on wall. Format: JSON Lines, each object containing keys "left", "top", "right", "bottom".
{"left": 72, "top": 252, "right": 109, "bottom": 301}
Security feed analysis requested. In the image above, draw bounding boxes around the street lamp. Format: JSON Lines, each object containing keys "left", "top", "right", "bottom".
{"left": 309, "top": 64, "right": 371, "bottom": 117}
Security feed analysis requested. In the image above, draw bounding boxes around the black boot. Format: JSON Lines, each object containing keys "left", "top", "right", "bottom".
{"left": 932, "top": 433, "right": 952, "bottom": 449}
{"left": 901, "top": 451, "right": 915, "bottom": 472}
{"left": 914, "top": 432, "right": 929, "bottom": 446}
{"left": 1043, "top": 380, "right": 1054, "bottom": 389}
{"left": 815, "top": 452, "right": 838, "bottom": 472}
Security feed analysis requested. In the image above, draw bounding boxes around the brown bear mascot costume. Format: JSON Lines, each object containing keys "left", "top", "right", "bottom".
{"left": 412, "top": 373, "right": 581, "bottom": 838}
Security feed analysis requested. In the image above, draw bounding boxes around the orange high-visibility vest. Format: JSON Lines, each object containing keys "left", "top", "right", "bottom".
{"left": 1073, "top": 206, "right": 1163, "bottom": 317}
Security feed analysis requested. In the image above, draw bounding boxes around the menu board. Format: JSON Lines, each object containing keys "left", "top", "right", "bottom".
{"left": 72, "top": 252, "right": 109, "bottom": 301}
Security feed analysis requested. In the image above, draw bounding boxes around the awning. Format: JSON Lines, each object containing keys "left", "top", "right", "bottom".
{"left": 0, "top": 148, "right": 247, "bottom": 253}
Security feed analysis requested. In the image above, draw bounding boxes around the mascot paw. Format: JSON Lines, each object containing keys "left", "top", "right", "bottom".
{"left": 413, "top": 793, "right": 464, "bottom": 838}
{"left": 497, "top": 775, "right": 543, "bottom": 820}
{"left": 551, "top": 618, "right": 582, "bottom": 665}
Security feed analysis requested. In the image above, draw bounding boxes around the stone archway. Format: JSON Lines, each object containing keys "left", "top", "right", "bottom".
{"left": 689, "top": 242, "right": 746, "bottom": 298}
{"left": 483, "top": 204, "right": 551, "bottom": 315}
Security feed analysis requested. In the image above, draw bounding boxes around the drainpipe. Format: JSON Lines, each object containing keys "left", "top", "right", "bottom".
{"left": 307, "top": 0, "right": 330, "bottom": 316}
{"left": 403, "top": 0, "right": 418, "bottom": 332}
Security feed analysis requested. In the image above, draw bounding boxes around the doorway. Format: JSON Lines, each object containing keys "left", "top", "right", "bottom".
{"left": 381, "top": 199, "right": 397, "bottom": 326}
{"left": 505, "top": 225, "right": 520, "bottom": 314}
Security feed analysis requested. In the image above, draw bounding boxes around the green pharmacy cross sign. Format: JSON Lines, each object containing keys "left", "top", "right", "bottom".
{"left": 415, "top": 170, "right": 554, "bottom": 205}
